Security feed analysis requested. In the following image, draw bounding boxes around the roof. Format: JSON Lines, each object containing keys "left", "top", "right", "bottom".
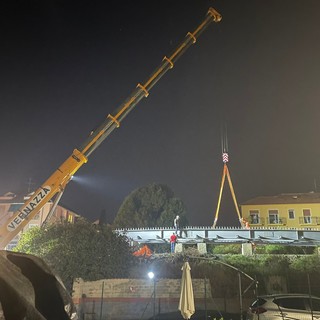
{"left": 241, "top": 192, "right": 320, "bottom": 206}
{"left": 0, "top": 192, "right": 25, "bottom": 203}
{"left": 0, "top": 192, "right": 78, "bottom": 215}
{"left": 0, "top": 191, "right": 52, "bottom": 204}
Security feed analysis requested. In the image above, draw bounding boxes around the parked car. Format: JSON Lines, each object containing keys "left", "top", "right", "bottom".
{"left": 246, "top": 293, "right": 320, "bottom": 320}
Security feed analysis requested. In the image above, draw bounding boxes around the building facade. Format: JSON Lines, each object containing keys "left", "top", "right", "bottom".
{"left": 241, "top": 192, "right": 320, "bottom": 229}
{"left": 0, "top": 192, "right": 80, "bottom": 249}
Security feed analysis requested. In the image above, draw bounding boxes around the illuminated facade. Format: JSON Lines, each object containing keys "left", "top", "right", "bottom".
{"left": 0, "top": 192, "right": 80, "bottom": 249}
{"left": 241, "top": 193, "right": 320, "bottom": 229}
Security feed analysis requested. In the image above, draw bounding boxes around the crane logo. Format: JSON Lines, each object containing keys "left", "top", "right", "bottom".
{"left": 7, "top": 186, "right": 51, "bottom": 231}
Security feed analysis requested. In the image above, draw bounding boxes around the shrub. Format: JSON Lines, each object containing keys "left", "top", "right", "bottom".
{"left": 211, "top": 244, "right": 241, "bottom": 254}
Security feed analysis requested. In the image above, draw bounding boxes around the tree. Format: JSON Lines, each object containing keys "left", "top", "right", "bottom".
{"left": 14, "top": 219, "right": 134, "bottom": 291}
{"left": 113, "top": 183, "right": 188, "bottom": 228}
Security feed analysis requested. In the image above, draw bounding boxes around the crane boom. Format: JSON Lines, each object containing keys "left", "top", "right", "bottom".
{"left": 0, "top": 7, "right": 222, "bottom": 249}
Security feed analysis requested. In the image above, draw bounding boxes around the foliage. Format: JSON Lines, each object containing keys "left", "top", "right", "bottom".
{"left": 210, "top": 244, "right": 315, "bottom": 255}
{"left": 147, "top": 243, "right": 170, "bottom": 254}
{"left": 256, "top": 255, "right": 290, "bottom": 276}
{"left": 222, "top": 254, "right": 260, "bottom": 276}
{"left": 287, "top": 255, "right": 320, "bottom": 296}
{"left": 14, "top": 219, "right": 135, "bottom": 291}
{"left": 211, "top": 244, "right": 242, "bottom": 254}
{"left": 113, "top": 183, "right": 188, "bottom": 228}
{"left": 255, "top": 245, "right": 314, "bottom": 255}
{"left": 290, "top": 254, "right": 320, "bottom": 273}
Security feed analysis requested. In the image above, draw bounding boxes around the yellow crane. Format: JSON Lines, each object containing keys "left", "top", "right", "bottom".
{"left": 0, "top": 7, "right": 222, "bottom": 249}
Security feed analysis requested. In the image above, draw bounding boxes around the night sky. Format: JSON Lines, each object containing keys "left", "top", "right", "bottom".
{"left": 1, "top": 1, "right": 320, "bottom": 227}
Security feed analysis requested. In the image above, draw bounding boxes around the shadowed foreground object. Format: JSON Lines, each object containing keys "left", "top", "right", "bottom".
{"left": 0, "top": 251, "right": 77, "bottom": 320}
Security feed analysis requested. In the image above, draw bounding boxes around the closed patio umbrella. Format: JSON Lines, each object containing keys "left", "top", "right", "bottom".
{"left": 178, "top": 261, "right": 195, "bottom": 319}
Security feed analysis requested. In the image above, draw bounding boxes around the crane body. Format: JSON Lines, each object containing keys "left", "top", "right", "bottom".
{"left": 0, "top": 7, "right": 222, "bottom": 249}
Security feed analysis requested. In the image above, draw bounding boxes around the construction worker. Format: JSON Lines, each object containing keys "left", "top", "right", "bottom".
{"left": 174, "top": 215, "right": 180, "bottom": 234}
{"left": 170, "top": 232, "right": 177, "bottom": 253}
{"left": 241, "top": 218, "right": 250, "bottom": 229}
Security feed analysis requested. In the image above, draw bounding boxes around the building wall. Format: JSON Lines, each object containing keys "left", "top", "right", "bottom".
{"left": 241, "top": 203, "right": 320, "bottom": 228}
{"left": 72, "top": 278, "right": 252, "bottom": 319}
{"left": 0, "top": 192, "right": 79, "bottom": 249}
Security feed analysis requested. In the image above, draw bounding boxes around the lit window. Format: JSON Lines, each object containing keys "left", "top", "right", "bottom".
{"left": 288, "top": 209, "right": 295, "bottom": 219}
{"left": 249, "top": 210, "right": 259, "bottom": 224}
{"left": 67, "top": 214, "right": 73, "bottom": 223}
{"left": 268, "top": 209, "right": 279, "bottom": 224}
{"left": 303, "top": 209, "right": 311, "bottom": 224}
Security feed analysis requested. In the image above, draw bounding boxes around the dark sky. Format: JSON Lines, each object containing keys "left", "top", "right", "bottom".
{"left": 1, "top": 0, "right": 320, "bottom": 227}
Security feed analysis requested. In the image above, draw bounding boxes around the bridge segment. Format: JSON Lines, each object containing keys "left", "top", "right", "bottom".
{"left": 115, "top": 226, "right": 320, "bottom": 246}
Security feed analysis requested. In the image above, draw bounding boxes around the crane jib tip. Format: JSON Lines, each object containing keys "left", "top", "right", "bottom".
{"left": 208, "top": 7, "right": 222, "bottom": 22}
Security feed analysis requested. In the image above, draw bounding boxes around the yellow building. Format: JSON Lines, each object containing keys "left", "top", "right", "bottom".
{"left": 0, "top": 192, "right": 80, "bottom": 250}
{"left": 241, "top": 193, "right": 320, "bottom": 229}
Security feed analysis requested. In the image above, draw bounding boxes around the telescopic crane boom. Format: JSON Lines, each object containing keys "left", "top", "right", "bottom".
{"left": 0, "top": 7, "right": 222, "bottom": 249}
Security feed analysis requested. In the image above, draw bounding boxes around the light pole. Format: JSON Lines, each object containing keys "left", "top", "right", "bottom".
{"left": 148, "top": 271, "right": 156, "bottom": 320}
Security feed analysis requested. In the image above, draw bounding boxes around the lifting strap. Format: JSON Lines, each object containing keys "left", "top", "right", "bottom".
{"left": 212, "top": 163, "right": 244, "bottom": 228}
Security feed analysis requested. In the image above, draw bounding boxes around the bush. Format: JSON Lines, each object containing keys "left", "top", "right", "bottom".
{"left": 290, "top": 254, "right": 320, "bottom": 273}
{"left": 211, "top": 244, "right": 242, "bottom": 254}
{"left": 256, "top": 245, "right": 314, "bottom": 255}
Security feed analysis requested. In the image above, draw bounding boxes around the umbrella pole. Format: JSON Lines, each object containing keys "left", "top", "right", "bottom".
{"left": 238, "top": 272, "right": 243, "bottom": 320}
{"left": 153, "top": 279, "right": 156, "bottom": 320}
{"left": 99, "top": 281, "right": 104, "bottom": 320}
{"left": 204, "top": 277, "right": 207, "bottom": 320}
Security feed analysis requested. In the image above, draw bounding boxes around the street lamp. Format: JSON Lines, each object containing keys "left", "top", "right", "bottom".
{"left": 148, "top": 271, "right": 156, "bottom": 320}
